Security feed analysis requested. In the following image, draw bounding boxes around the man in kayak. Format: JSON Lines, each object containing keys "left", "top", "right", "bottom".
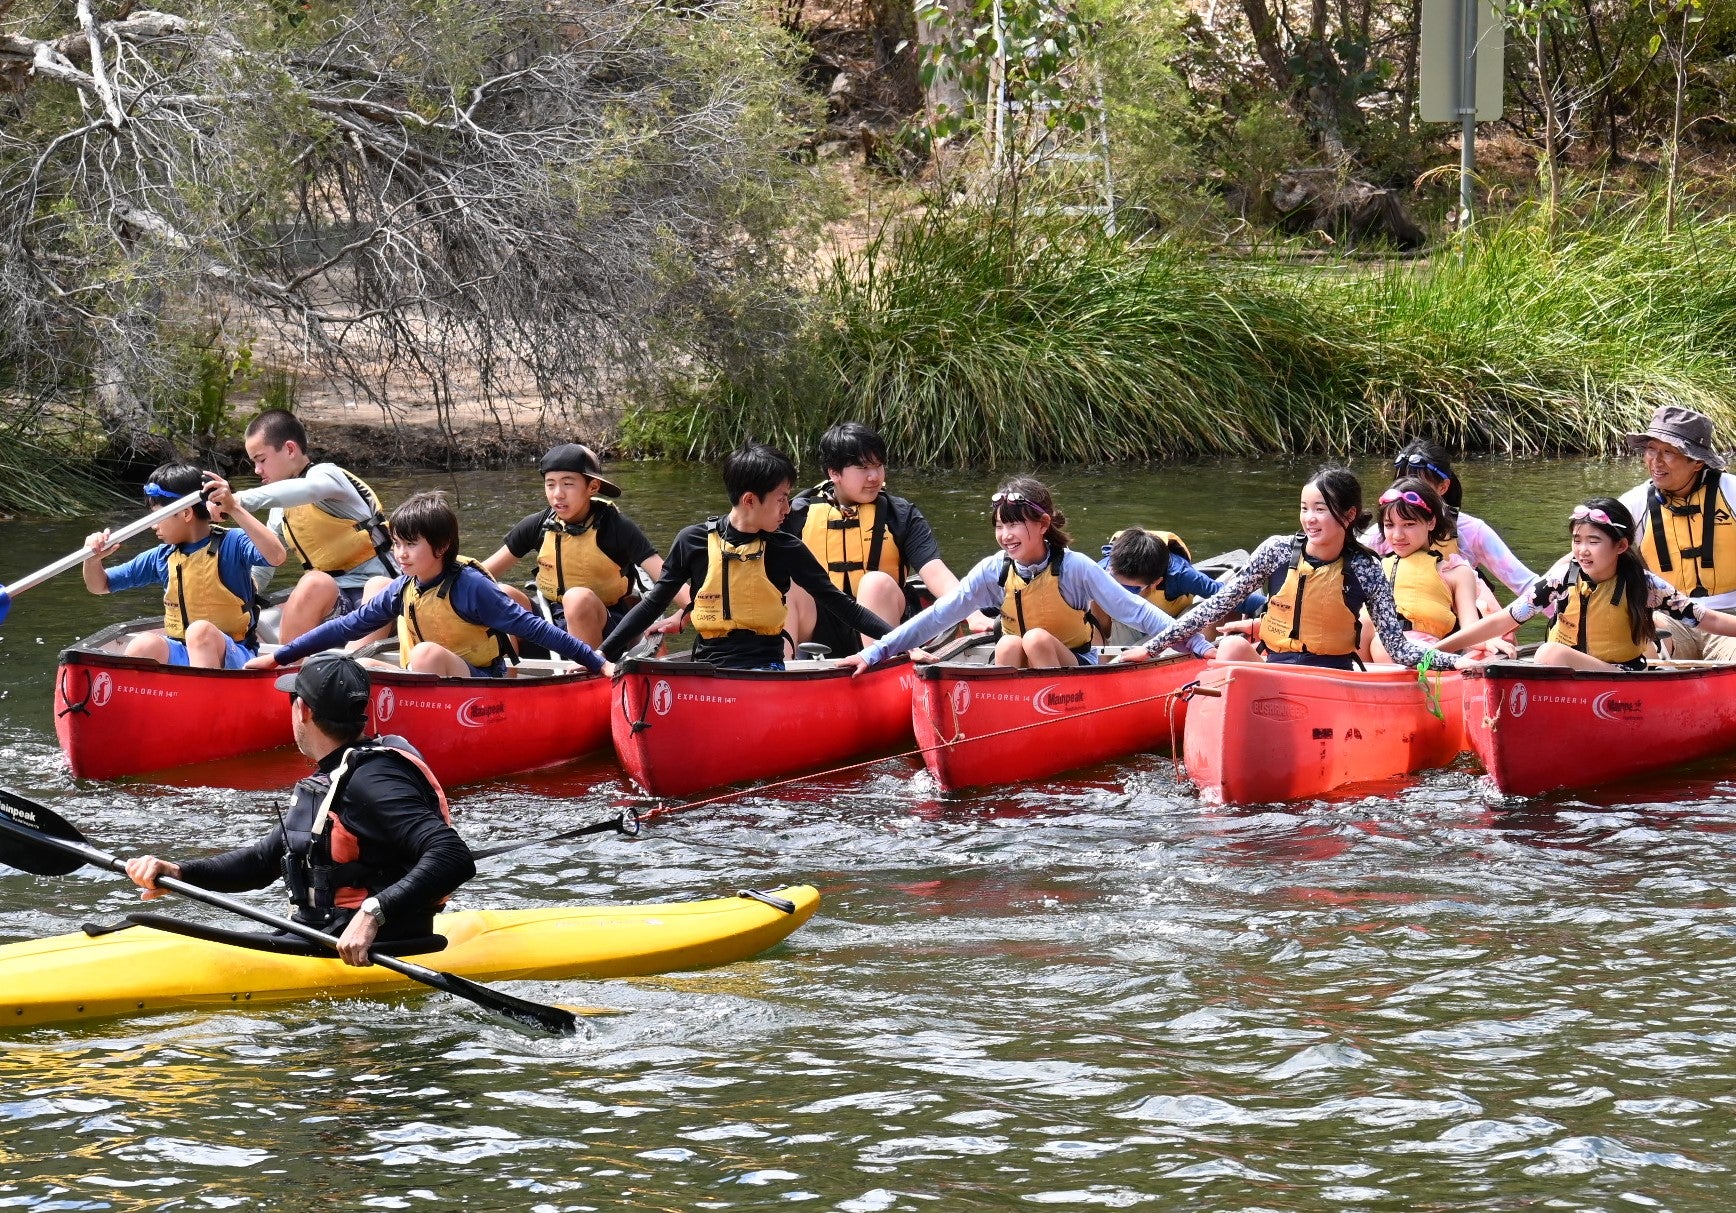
{"left": 239, "top": 409, "right": 398, "bottom": 645}
{"left": 782, "top": 422, "right": 965, "bottom": 657}
{"left": 1619, "top": 405, "right": 1736, "bottom": 662}
{"left": 124, "top": 653, "right": 476, "bottom": 966}
{"left": 81, "top": 462, "right": 288, "bottom": 669}
{"left": 601, "top": 442, "right": 894, "bottom": 669}
{"left": 480, "top": 443, "right": 684, "bottom": 649}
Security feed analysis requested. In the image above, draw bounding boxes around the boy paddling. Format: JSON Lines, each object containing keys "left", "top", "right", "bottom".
{"left": 480, "top": 444, "right": 682, "bottom": 649}
{"left": 238, "top": 409, "right": 396, "bottom": 645}
{"left": 602, "top": 443, "right": 893, "bottom": 669}
{"left": 783, "top": 422, "right": 964, "bottom": 657}
{"left": 82, "top": 463, "right": 287, "bottom": 669}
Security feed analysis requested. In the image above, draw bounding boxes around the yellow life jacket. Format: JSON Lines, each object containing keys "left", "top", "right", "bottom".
{"left": 1640, "top": 473, "right": 1736, "bottom": 598}
{"left": 280, "top": 468, "right": 391, "bottom": 575}
{"left": 690, "top": 521, "right": 787, "bottom": 640}
{"left": 396, "top": 557, "right": 515, "bottom": 670}
{"left": 163, "top": 531, "right": 254, "bottom": 643}
{"left": 998, "top": 549, "right": 1095, "bottom": 650}
{"left": 1258, "top": 540, "right": 1360, "bottom": 657}
{"left": 1108, "top": 528, "right": 1196, "bottom": 616}
{"left": 1381, "top": 548, "right": 1458, "bottom": 638}
{"left": 535, "top": 502, "right": 631, "bottom": 606}
{"left": 799, "top": 488, "right": 904, "bottom": 597}
{"left": 1548, "top": 566, "right": 1647, "bottom": 664}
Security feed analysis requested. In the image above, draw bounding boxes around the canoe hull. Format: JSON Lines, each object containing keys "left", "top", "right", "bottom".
{"left": 54, "top": 637, "right": 290, "bottom": 782}
{"left": 1463, "top": 662, "right": 1736, "bottom": 798}
{"left": 1183, "top": 661, "right": 1466, "bottom": 805}
{"left": 53, "top": 620, "right": 611, "bottom": 785}
{"left": 613, "top": 656, "right": 915, "bottom": 798}
{"left": 0, "top": 885, "right": 818, "bottom": 1030}
{"left": 912, "top": 653, "right": 1206, "bottom": 791}
{"left": 366, "top": 665, "right": 611, "bottom": 786}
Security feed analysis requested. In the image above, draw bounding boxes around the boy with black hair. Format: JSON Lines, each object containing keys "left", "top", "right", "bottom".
{"left": 783, "top": 421, "right": 963, "bottom": 657}
{"left": 480, "top": 443, "right": 682, "bottom": 649}
{"left": 248, "top": 492, "right": 609, "bottom": 679}
{"left": 82, "top": 462, "right": 287, "bottom": 668}
{"left": 602, "top": 442, "right": 893, "bottom": 670}
{"left": 1091, "top": 527, "right": 1261, "bottom": 646}
{"left": 238, "top": 408, "right": 396, "bottom": 645}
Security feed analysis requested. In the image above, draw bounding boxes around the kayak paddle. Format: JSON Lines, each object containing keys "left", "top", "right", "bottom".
{"left": 0, "top": 787, "right": 583, "bottom": 1036}
{"left": 0, "top": 489, "right": 203, "bottom": 626}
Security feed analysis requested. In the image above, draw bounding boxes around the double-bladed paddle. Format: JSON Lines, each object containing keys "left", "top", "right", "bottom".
{"left": 0, "top": 787, "right": 583, "bottom": 1035}
{"left": 0, "top": 489, "right": 204, "bottom": 626}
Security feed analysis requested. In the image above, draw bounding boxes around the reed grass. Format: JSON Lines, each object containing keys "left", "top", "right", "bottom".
{"left": 630, "top": 192, "right": 1736, "bottom": 464}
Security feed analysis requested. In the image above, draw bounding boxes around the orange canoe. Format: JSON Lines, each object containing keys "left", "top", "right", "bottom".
{"left": 1183, "top": 661, "right": 1466, "bottom": 805}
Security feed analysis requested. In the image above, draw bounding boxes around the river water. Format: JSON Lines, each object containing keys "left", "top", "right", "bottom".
{"left": 4, "top": 457, "right": 1735, "bottom": 1211}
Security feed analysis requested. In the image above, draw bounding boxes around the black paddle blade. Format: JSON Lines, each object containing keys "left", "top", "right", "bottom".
{"left": 400, "top": 962, "right": 580, "bottom": 1035}
{"left": 0, "top": 788, "right": 89, "bottom": 876}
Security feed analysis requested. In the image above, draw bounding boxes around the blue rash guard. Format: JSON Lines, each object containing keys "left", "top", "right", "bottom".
{"left": 274, "top": 564, "right": 606, "bottom": 672}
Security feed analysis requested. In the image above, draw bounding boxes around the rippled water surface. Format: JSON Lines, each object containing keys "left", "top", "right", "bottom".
{"left": 4, "top": 457, "right": 1736, "bottom": 1210}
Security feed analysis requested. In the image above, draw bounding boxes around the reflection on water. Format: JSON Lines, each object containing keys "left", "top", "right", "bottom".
{"left": 3, "top": 459, "right": 1736, "bottom": 1209}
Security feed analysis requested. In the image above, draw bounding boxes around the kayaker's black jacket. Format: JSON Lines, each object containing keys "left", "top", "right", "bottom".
{"left": 177, "top": 739, "right": 475, "bottom": 939}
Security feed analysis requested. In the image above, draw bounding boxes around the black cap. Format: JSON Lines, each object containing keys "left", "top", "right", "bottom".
{"left": 275, "top": 653, "right": 372, "bottom": 730}
{"left": 537, "top": 444, "right": 622, "bottom": 497}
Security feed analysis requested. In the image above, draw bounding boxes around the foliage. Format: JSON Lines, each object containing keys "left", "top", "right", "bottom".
{"left": 631, "top": 191, "right": 1736, "bottom": 463}
{"left": 0, "top": 0, "right": 825, "bottom": 450}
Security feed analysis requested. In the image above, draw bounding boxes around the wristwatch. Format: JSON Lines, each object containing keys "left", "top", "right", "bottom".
{"left": 358, "top": 896, "right": 386, "bottom": 926}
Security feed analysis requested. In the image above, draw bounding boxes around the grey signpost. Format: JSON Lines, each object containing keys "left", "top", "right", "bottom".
{"left": 1419, "top": 0, "right": 1503, "bottom": 227}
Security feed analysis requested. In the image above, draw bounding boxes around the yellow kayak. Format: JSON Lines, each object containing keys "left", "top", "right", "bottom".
{"left": 0, "top": 886, "right": 818, "bottom": 1030}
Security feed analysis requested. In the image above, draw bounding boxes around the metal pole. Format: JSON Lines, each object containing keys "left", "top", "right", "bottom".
{"left": 1457, "top": 0, "right": 1477, "bottom": 228}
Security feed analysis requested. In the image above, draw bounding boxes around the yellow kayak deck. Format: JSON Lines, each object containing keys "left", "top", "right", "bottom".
{"left": 0, "top": 885, "right": 819, "bottom": 1029}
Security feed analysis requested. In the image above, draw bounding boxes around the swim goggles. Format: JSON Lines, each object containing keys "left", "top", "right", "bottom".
{"left": 1569, "top": 505, "right": 1627, "bottom": 531}
{"left": 1393, "top": 452, "right": 1453, "bottom": 481}
{"left": 1379, "top": 488, "right": 1434, "bottom": 513}
{"left": 143, "top": 482, "right": 186, "bottom": 502}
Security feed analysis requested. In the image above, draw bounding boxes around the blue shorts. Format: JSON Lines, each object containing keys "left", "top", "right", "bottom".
{"left": 1073, "top": 646, "right": 1099, "bottom": 667}
{"left": 466, "top": 658, "right": 508, "bottom": 678}
{"left": 1263, "top": 649, "right": 1358, "bottom": 671}
{"left": 331, "top": 583, "right": 367, "bottom": 617}
{"left": 166, "top": 635, "right": 256, "bottom": 670}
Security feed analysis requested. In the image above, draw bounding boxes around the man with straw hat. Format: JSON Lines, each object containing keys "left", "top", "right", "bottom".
{"left": 1618, "top": 405, "right": 1736, "bottom": 661}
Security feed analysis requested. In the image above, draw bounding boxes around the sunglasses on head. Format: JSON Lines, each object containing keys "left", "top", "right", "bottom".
{"left": 1393, "top": 453, "right": 1452, "bottom": 481}
{"left": 990, "top": 491, "right": 1027, "bottom": 505}
{"left": 1379, "top": 488, "right": 1434, "bottom": 513}
{"left": 1570, "top": 505, "right": 1627, "bottom": 531}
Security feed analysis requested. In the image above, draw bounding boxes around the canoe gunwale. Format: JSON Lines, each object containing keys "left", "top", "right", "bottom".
{"left": 913, "top": 649, "right": 1194, "bottom": 684}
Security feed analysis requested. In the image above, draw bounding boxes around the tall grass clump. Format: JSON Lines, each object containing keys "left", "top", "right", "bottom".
{"left": 1338, "top": 193, "right": 1736, "bottom": 454}
{"left": 634, "top": 207, "right": 1358, "bottom": 464}
{"left": 631, "top": 189, "right": 1736, "bottom": 463}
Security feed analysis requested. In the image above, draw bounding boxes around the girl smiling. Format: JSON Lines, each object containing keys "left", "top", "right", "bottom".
{"left": 1437, "top": 497, "right": 1736, "bottom": 671}
{"left": 841, "top": 477, "right": 1213, "bottom": 671}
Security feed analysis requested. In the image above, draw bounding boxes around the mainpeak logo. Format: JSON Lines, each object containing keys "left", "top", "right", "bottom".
{"left": 1032, "top": 685, "right": 1087, "bottom": 716}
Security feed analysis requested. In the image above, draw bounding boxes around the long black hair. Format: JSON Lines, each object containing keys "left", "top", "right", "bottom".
{"left": 1572, "top": 496, "right": 1654, "bottom": 646}
{"left": 1307, "top": 466, "right": 1370, "bottom": 556}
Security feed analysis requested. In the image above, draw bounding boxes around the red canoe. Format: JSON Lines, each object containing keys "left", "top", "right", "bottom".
{"left": 360, "top": 656, "right": 611, "bottom": 787}
{"left": 612, "top": 653, "right": 917, "bottom": 799}
{"left": 55, "top": 622, "right": 290, "bottom": 781}
{"left": 911, "top": 648, "right": 1206, "bottom": 791}
{"left": 1183, "top": 661, "right": 1466, "bottom": 805}
{"left": 1462, "top": 660, "right": 1736, "bottom": 798}
{"left": 55, "top": 619, "right": 611, "bottom": 786}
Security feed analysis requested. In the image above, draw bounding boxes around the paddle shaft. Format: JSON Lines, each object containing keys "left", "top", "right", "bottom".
{"left": 1, "top": 490, "right": 204, "bottom": 599}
